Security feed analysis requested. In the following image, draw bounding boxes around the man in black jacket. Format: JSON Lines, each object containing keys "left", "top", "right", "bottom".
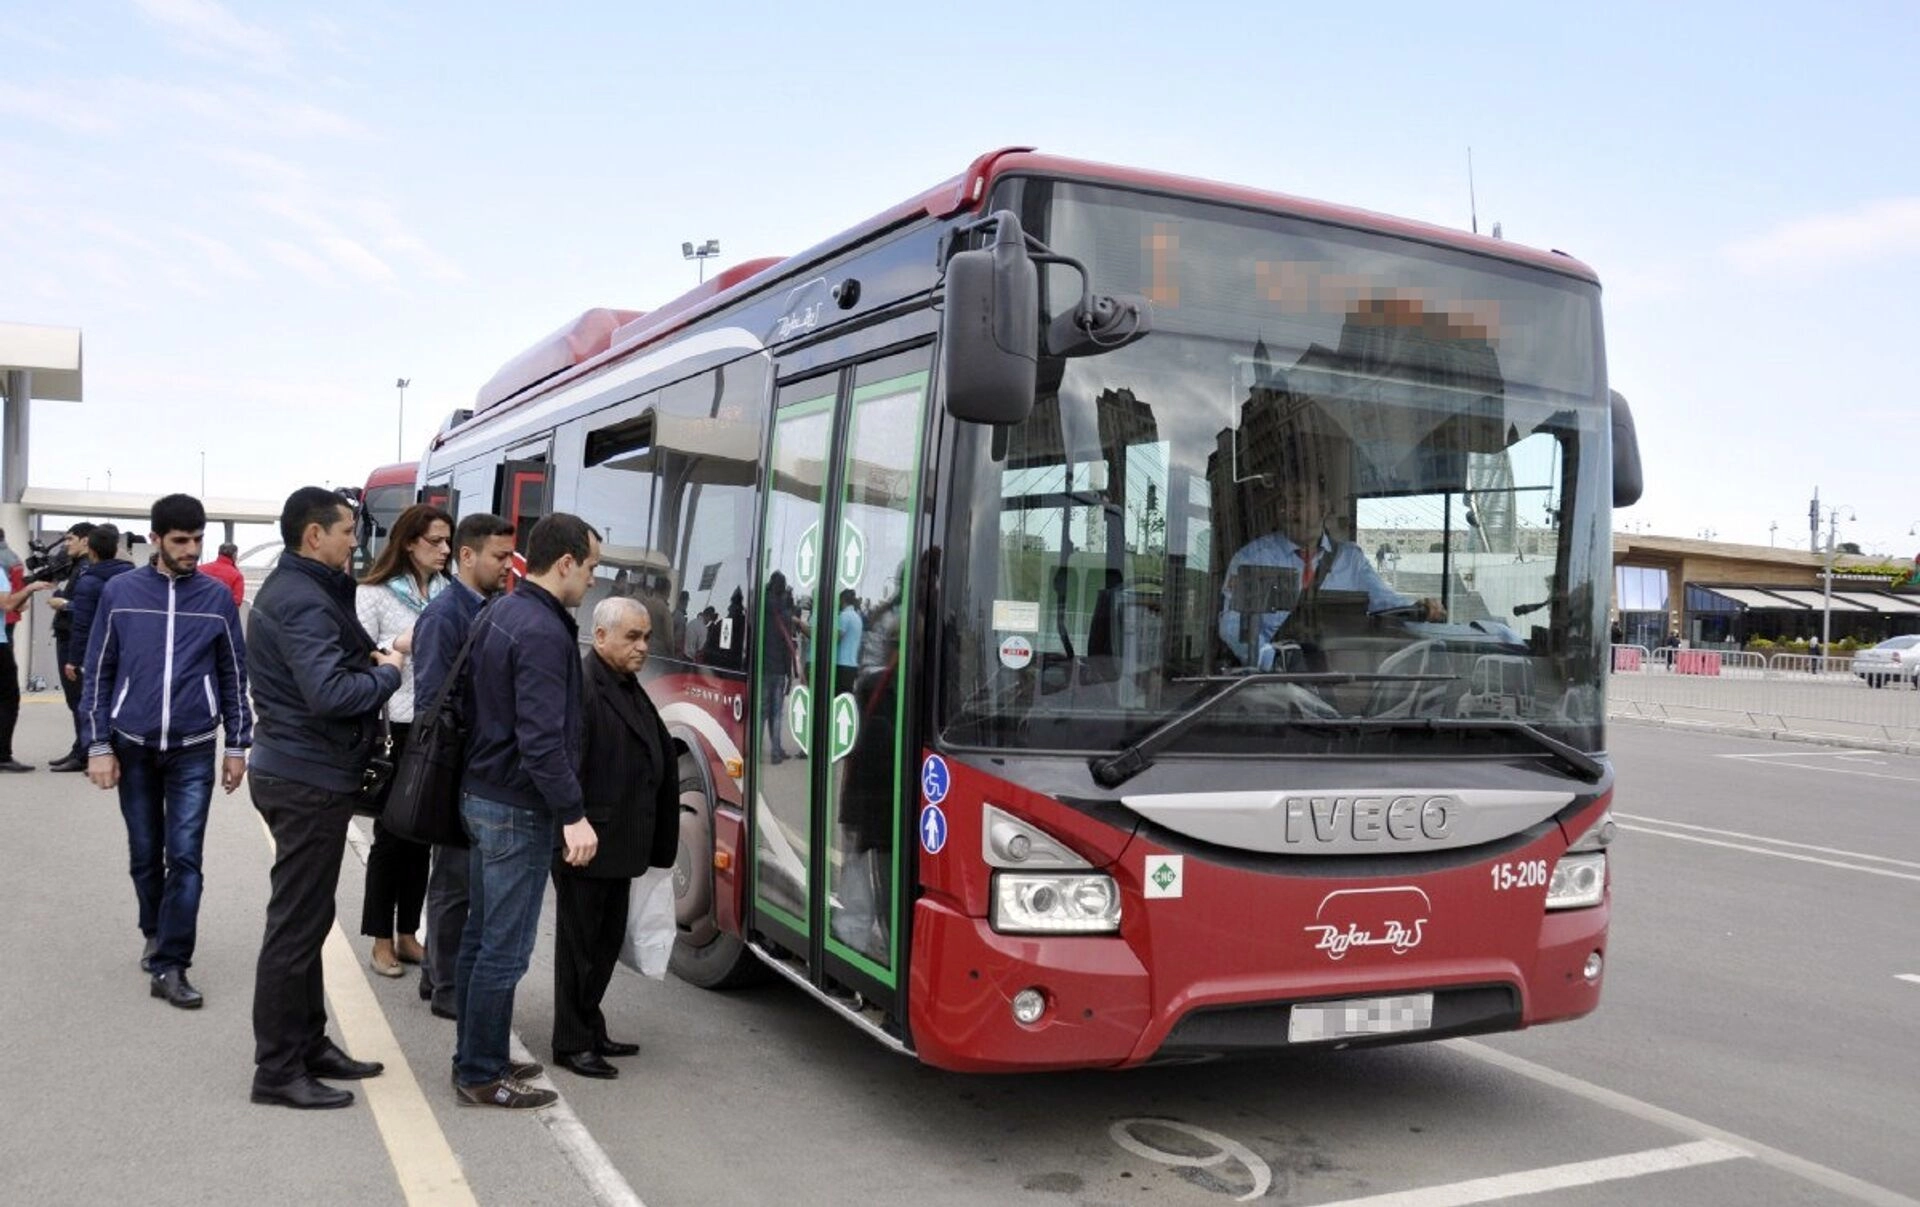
{"left": 246, "top": 487, "right": 404, "bottom": 1111}
{"left": 550, "top": 595, "right": 680, "bottom": 1078}
{"left": 453, "top": 513, "right": 601, "bottom": 1111}
{"left": 47, "top": 522, "right": 95, "bottom": 771}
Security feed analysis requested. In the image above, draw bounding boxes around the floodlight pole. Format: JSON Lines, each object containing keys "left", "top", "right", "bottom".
{"left": 396, "top": 378, "right": 411, "bottom": 461}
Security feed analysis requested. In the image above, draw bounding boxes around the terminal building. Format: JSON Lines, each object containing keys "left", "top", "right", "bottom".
{"left": 1612, "top": 533, "right": 1920, "bottom": 649}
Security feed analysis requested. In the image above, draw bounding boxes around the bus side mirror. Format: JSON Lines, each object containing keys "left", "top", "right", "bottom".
{"left": 1611, "top": 389, "right": 1643, "bottom": 508}
{"left": 943, "top": 211, "right": 1038, "bottom": 426}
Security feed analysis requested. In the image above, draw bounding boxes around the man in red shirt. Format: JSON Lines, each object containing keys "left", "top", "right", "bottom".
{"left": 202, "top": 542, "right": 246, "bottom": 605}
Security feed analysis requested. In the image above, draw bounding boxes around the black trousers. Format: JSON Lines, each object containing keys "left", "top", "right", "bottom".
{"left": 250, "top": 771, "right": 355, "bottom": 1085}
{"left": 551, "top": 871, "right": 631, "bottom": 1057}
{"left": 361, "top": 724, "right": 430, "bottom": 939}
{"left": 1, "top": 624, "right": 19, "bottom": 762}
{"left": 55, "top": 635, "right": 84, "bottom": 760}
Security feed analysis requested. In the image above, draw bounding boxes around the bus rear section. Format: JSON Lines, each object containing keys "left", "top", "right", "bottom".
{"left": 907, "top": 755, "right": 1612, "bottom": 1071}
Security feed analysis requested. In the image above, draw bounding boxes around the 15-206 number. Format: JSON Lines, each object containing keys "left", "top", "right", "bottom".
{"left": 1490, "top": 860, "right": 1549, "bottom": 892}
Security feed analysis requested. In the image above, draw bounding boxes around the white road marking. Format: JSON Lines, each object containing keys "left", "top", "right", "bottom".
{"left": 1616, "top": 824, "right": 1920, "bottom": 883}
{"left": 1108, "top": 1118, "right": 1272, "bottom": 1202}
{"left": 1451, "top": 1040, "right": 1920, "bottom": 1207}
{"left": 1614, "top": 814, "right": 1920, "bottom": 871}
{"left": 342, "top": 820, "right": 647, "bottom": 1207}
{"left": 1897, "top": 974, "right": 1920, "bottom": 986}
{"left": 1714, "top": 751, "right": 1920, "bottom": 784}
{"left": 1306, "top": 1139, "right": 1744, "bottom": 1206}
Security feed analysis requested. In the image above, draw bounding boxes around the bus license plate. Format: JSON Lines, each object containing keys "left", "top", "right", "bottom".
{"left": 1288, "top": 993, "right": 1434, "bottom": 1043}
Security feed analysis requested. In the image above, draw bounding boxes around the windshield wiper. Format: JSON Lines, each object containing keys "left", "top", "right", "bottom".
{"left": 1284, "top": 716, "right": 1606, "bottom": 783}
{"left": 1086, "top": 672, "right": 1456, "bottom": 789}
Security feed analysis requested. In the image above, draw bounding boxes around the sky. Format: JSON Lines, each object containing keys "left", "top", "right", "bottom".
{"left": 3, "top": 1, "right": 1918, "bottom": 557}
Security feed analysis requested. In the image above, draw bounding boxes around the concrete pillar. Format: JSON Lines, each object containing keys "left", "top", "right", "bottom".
{"left": 2, "top": 369, "right": 28, "bottom": 505}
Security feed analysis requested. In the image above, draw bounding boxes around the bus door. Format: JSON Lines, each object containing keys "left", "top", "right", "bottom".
{"left": 751, "top": 348, "right": 934, "bottom": 1010}
{"left": 501, "top": 453, "right": 551, "bottom": 577}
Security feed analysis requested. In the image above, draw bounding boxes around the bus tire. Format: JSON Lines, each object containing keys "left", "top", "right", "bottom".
{"left": 668, "top": 746, "right": 766, "bottom": 990}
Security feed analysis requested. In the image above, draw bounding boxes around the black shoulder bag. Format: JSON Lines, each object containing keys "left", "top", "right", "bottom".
{"left": 383, "top": 608, "right": 490, "bottom": 848}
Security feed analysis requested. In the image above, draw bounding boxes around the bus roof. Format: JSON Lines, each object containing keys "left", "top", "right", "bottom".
{"left": 364, "top": 461, "right": 418, "bottom": 490}
{"left": 450, "top": 147, "right": 1598, "bottom": 445}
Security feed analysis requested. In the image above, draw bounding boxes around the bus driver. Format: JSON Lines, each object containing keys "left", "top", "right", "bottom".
{"left": 1218, "top": 463, "right": 1445, "bottom": 670}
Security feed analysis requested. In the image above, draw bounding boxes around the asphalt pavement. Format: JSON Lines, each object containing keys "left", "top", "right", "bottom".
{"left": 3, "top": 695, "right": 1916, "bottom": 1206}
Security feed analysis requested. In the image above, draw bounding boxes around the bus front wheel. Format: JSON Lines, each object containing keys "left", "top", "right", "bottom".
{"left": 668, "top": 746, "right": 766, "bottom": 990}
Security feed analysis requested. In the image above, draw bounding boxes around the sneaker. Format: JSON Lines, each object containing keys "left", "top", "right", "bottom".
{"left": 454, "top": 1076, "right": 557, "bottom": 1110}
{"left": 449, "top": 1060, "right": 543, "bottom": 1086}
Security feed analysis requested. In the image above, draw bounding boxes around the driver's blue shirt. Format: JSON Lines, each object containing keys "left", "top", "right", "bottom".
{"left": 1218, "top": 532, "right": 1410, "bottom": 669}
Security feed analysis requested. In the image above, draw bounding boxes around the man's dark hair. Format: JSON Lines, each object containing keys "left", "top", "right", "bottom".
{"left": 453, "top": 512, "right": 515, "bottom": 555}
{"left": 151, "top": 493, "right": 207, "bottom": 538}
{"left": 524, "top": 513, "right": 598, "bottom": 575}
{"left": 279, "top": 486, "right": 349, "bottom": 549}
{"left": 67, "top": 521, "right": 96, "bottom": 539}
{"left": 87, "top": 524, "right": 121, "bottom": 561}
{"left": 218, "top": 543, "right": 239, "bottom": 558}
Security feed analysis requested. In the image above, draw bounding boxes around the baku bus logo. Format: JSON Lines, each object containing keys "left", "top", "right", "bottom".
{"left": 1303, "top": 887, "right": 1431, "bottom": 960}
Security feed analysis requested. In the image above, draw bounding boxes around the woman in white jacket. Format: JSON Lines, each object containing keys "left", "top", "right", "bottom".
{"left": 356, "top": 503, "right": 453, "bottom": 977}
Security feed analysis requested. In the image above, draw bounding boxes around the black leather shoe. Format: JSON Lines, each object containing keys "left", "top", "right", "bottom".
{"left": 307, "top": 1041, "right": 383, "bottom": 1080}
{"left": 0, "top": 760, "right": 31, "bottom": 773}
{"left": 595, "top": 1038, "right": 640, "bottom": 1058}
{"left": 430, "top": 1003, "right": 457, "bottom": 1020}
{"left": 140, "top": 936, "right": 160, "bottom": 972}
{"left": 48, "top": 755, "right": 85, "bottom": 772}
{"left": 150, "top": 968, "right": 203, "bottom": 1009}
{"left": 417, "top": 973, "right": 433, "bottom": 1001}
{"left": 251, "top": 1076, "right": 354, "bottom": 1110}
{"left": 553, "top": 1050, "right": 619, "bottom": 1079}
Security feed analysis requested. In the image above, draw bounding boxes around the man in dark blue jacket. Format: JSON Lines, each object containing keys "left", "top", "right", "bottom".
{"left": 453, "top": 513, "right": 601, "bottom": 1111}
{"left": 246, "top": 487, "right": 404, "bottom": 1111}
{"left": 78, "top": 497, "right": 251, "bottom": 1008}
{"left": 410, "top": 512, "right": 515, "bottom": 1019}
{"left": 66, "top": 523, "right": 133, "bottom": 687}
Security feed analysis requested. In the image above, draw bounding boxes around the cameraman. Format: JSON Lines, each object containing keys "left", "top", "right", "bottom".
{"left": 47, "top": 523, "right": 97, "bottom": 772}
{"left": 2, "top": 528, "right": 44, "bottom": 773}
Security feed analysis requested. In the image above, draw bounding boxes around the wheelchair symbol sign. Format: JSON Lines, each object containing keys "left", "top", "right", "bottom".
{"left": 920, "top": 754, "right": 950, "bottom": 805}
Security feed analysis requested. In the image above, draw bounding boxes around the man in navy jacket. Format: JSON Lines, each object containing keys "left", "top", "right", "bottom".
{"left": 246, "top": 487, "right": 403, "bottom": 1111}
{"left": 453, "top": 513, "right": 600, "bottom": 1111}
{"left": 78, "top": 498, "right": 250, "bottom": 1009}
{"left": 410, "top": 512, "right": 516, "bottom": 1019}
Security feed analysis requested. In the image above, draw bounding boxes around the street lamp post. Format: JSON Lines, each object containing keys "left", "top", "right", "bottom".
{"left": 681, "top": 239, "right": 720, "bottom": 283}
{"left": 1821, "top": 504, "right": 1856, "bottom": 652}
{"left": 396, "top": 378, "right": 411, "bottom": 461}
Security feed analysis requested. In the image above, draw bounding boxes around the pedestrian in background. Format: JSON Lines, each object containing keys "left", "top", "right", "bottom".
{"left": 550, "top": 596, "right": 678, "bottom": 1079}
{"left": 454, "top": 513, "right": 601, "bottom": 1110}
{"left": 46, "top": 522, "right": 96, "bottom": 771}
{"left": 77, "top": 495, "right": 251, "bottom": 1007}
{"left": 355, "top": 503, "right": 453, "bottom": 979}
{"left": 411, "top": 513, "right": 516, "bottom": 1019}
{"left": 246, "top": 487, "right": 402, "bottom": 1110}
{"left": 0, "top": 542, "right": 48, "bottom": 773}
{"left": 203, "top": 541, "right": 246, "bottom": 605}
{"left": 66, "top": 523, "right": 133, "bottom": 696}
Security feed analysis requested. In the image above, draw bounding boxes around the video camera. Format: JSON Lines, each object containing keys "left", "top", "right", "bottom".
{"left": 21, "top": 537, "right": 73, "bottom": 587}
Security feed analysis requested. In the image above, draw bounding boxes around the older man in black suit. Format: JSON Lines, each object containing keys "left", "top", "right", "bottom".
{"left": 551, "top": 594, "right": 681, "bottom": 1078}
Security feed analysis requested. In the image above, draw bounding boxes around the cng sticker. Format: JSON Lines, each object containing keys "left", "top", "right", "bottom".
{"left": 1144, "top": 855, "right": 1184, "bottom": 899}
{"left": 919, "top": 803, "right": 948, "bottom": 854}
{"left": 786, "top": 685, "right": 811, "bottom": 750}
{"left": 838, "top": 520, "right": 866, "bottom": 589}
{"left": 794, "top": 522, "right": 822, "bottom": 591}
{"left": 829, "top": 692, "right": 858, "bottom": 763}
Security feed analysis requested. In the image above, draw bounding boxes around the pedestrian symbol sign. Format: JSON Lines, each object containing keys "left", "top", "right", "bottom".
{"left": 838, "top": 520, "right": 865, "bottom": 590}
{"left": 795, "top": 522, "right": 821, "bottom": 591}
{"left": 919, "top": 804, "right": 948, "bottom": 854}
{"left": 920, "top": 754, "right": 950, "bottom": 805}
{"left": 786, "top": 685, "right": 811, "bottom": 751}
{"left": 829, "top": 692, "right": 858, "bottom": 762}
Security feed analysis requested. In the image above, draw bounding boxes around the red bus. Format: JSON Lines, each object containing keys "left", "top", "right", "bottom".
{"left": 351, "top": 460, "right": 421, "bottom": 574}
{"left": 418, "top": 148, "right": 1643, "bottom": 1071}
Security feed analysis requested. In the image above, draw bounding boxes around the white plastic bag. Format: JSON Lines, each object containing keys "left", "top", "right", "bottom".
{"left": 619, "top": 866, "right": 676, "bottom": 981}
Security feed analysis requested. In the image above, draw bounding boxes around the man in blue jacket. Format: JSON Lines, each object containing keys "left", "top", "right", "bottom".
{"left": 410, "top": 512, "right": 516, "bottom": 1020}
{"left": 66, "top": 523, "right": 134, "bottom": 687}
{"left": 454, "top": 512, "right": 601, "bottom": 1111}
{"left": 78, "top": 498, "right": 251, "bottom": 1008}
{"left": 246, "top": 487, "right": 403, "bottom": 1110}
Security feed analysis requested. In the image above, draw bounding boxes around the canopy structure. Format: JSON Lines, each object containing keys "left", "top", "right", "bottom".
{"left": 1, "top": 322, "right": 83, "bottom": 505}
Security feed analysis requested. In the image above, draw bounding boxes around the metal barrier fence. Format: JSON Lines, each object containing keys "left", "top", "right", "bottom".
{"left": 1608, "top": 645, "right": 1920, "bottom": 747}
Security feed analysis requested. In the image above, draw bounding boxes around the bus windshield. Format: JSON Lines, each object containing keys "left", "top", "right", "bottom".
{"left": 941, "top": 182, "right": 1613, "bottom": 759}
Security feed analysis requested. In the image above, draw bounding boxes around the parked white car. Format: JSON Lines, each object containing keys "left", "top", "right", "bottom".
{"left": 1852, "top": 635, "right": 1920, "bottom": 688}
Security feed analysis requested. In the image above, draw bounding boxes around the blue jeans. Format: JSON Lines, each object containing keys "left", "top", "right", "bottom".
{"left": 115, "top": 739, "right": 216, "bottom": 972}
{"left": 453, "top": 794, "right": 557, "bottom": 1086}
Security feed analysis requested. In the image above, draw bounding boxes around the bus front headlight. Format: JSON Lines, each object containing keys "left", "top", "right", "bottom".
{"left": 991, "top": 872, "right": 1122, "bottom": 934}
{"left": 1546, "top": 810, "right": 1613, "bottom": 910}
